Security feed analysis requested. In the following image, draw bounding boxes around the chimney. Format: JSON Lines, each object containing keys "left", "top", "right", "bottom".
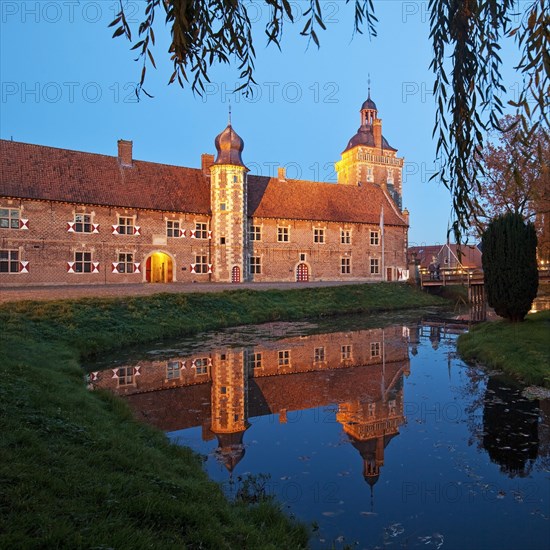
{"left": 118, "top": 139, "right": 133, "bottom": 167}
{"left": 201, "top": 153, "right": 215, "bottom": 175}
{"left": 278, "top": 167, "right": 286, "bottom": 181}
{"left": 373, "top": 119, "right": 382, "bottom": 149}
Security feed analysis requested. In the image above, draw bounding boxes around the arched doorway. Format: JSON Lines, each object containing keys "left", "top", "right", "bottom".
{"left": 231, "top": 266, "right": 241, "bottom": 283}
{"left": 296, "top": 263, "right": 309, "bottom": 282}
{"left": 146, "top": 252, "right": 173, "bottom": 283}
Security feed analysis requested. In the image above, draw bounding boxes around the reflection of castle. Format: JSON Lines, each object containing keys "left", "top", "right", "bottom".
{"left": 90, "top": 325, "right": 409, "bottom": 476}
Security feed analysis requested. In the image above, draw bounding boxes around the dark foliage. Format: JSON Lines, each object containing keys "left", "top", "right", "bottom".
{"left": 482, "top": 212, "right": 538, "bottom": 321}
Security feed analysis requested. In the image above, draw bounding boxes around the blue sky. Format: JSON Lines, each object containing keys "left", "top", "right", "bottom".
{"left": 0, "top": 1, "right": 525, "bottom": 245}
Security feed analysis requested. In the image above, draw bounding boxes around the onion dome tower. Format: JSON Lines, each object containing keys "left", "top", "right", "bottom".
{"left": 213, "top": 123, "right": 246, "bottom": 168}
{"left": 335, "top": 85, "right": 404, "bottom": 209}
{"left": 210, "top": 112, "right": 249, "bottom": 282}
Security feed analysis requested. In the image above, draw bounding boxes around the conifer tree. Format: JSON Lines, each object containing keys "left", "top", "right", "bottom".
{"left": 482, "top": 212, "right": 538, "bottom": 322}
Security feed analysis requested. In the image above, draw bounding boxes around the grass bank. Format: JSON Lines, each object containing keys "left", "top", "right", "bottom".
{"left": 0, "top": 283, "right": 444, "bottom": 548}
{"left": 457, "top": 310, "right": 550, "bottom": 388}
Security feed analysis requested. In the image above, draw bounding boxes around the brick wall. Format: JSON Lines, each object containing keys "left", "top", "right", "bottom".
{"left": 0, "top": 199, "right": 213, "bottom": 285}
{"left": 248, "top": 217, "right": 407, "bottom": 282}
{"left": 1, "top": 197, "right": 406, "bottom": 285}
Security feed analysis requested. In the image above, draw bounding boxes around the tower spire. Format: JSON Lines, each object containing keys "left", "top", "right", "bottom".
{"left": 368, "top": 74, "right": 371, "bottom": 99}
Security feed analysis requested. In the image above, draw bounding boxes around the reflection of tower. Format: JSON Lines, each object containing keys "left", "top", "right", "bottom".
{"left": 337, "top": 374, "right": 405, "bottom": 497}
{"left": 210, "top": 350, "right": 249, "bottom": 473}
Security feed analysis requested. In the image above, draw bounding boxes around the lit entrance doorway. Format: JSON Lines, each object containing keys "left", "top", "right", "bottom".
{"left": 232, "top": 266, "right": 241, "bottom": 283}
{"left": 146, "top": 252, "right": 173, "bottom": 283}
{"left": 296, "top": 263, "right": 309, "bottom": 282}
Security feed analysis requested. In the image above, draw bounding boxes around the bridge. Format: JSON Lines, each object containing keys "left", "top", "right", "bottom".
{"left": 420, "top": 267, "right": 550, "bottom": 289}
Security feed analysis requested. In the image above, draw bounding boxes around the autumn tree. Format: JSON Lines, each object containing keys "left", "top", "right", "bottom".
{"left": 109, "top": 0, "right": 550, "bottom": 242}
{"left": 469, "top": 115, "right": 550, "bottom": 244}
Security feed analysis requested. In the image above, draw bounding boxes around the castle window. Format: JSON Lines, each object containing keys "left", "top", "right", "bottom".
{"left": 277, "top": 226, "right": 289, "bottom": 242}
{"left": 341, "top": 257, "right": 351, "bottom": 274}
{"left": 166, "top": 220, "right": 180, "bottom": 238}
{"left": 313, "top": 228, "right": 325, "bottom": 244}
{"left": 74, "top": 251, "right": 92, "bottom": 273}
{"left": 166, "top": 361, "right": 181, "bottom": 380}
{"left": 247, "top": 352, "right": 262, "bottom": 370}
{"left": 117, "top": 367, "right": 134, "bottom": 386}
{"left": 368, "top": 403, "right": 376, "bottom": 417}
{"left": 314, "top": 347, "right": 325, "bottom": 362}
{"left": 250, "top": 256, "right": 261, "bottom": 274}
{"left": 250, "top": 225, "right": 261, "bottom": 241}
{"left": 370, "top": 231, "right": 380, "bottom": 246}
{"left": 220, "top": 237, "right": 226, "bottom": 245}
{"left": 366, "top": 167, "right": 374, "bottom": 182}
{"left": 341, "top": 344, "right": 352, "bottom": 361}
{"left": 233, "top": 175, "right": 238, "bottom": 183}
{"left": 340, "top": 229, "right": 351, "bottom": 244}
{"left": 117, "top": 252, "right": 134, "bottom": 273}
{"left": 194, "top": 358, "right": 209, "bottom": 374}
{"left": 371, "top": 342, "right": 381, "bottom": 357}
{"left": 220, "top": 203, "right": 227, "bottom": 211}
{"left": 118, "top": 216, "right": 134, "bottom": 235}
{"left": 195, "top": 222, "right": 208, "bottom": 239}
{"left": 370, "top": 258, "right": 380, "bottom": 274}
{"left": 0, "top": 250, "right": 19, "bottom": 273}
{"left": 74, "top": 213, "right": 92, "bottom": 233}
{"left": 0, "top": 208, "right": 20, "bottom": 229}
{"left": 194, "top": 255, "right": 208, "bottom": 274}
{"left": 300, "top": 253, "right": 306, "bottom": 262}
{"left": 278, "top": 350, "right": 291, "bottom": 367}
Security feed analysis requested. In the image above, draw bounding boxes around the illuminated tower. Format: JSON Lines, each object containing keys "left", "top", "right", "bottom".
{"left": 335, "top": 89, "right": 405, "bottom": 208}
{"left": 210, "top": 118, "right": 248, "bottom": 282}
{"left": 210, "top": 349, "right": 249, "bottom": 473}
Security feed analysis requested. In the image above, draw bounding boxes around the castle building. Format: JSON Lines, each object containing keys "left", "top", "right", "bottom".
{"left": 0, "top": 94, "right": 408, "bottom": 285}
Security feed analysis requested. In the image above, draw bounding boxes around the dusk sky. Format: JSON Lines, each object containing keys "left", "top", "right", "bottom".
{"left": 1, "top": 1, "right": 525, "bottom": 245}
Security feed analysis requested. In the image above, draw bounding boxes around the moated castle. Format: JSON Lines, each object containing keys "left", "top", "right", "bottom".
{"left": 0, "top": 93, "right": 408, "bottom": 285}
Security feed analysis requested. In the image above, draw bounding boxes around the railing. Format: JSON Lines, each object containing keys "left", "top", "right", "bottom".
{"left": 419, "top": 268, "right": 484, "bottom": 288}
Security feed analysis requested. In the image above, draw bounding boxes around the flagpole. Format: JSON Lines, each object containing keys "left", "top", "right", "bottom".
{"left": 380, "top": 205, "right": 385, "bottom": 281}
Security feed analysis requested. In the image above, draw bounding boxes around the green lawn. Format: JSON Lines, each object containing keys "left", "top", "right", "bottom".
{"left": 0, "top": 283, "right": 445, "bottom": 548}
{"left": 457, "top": 310, "right": 550, "bottom": 388}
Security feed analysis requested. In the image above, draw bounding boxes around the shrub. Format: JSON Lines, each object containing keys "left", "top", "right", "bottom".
{"left": 482, "top": 212, "right": 538, "bottom": 322}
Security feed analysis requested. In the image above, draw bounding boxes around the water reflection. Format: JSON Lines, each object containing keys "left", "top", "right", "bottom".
{"left": 483, "top": 378, "right": 540, "bottom": 477}
{"left": 88, "top": 319, "right": 550, "bottom": 549}
{"left": 89, "top": 325, "right": 409, "bottom": 481}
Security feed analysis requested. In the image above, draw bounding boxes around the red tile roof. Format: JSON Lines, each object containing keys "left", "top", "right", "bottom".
{"left": 248, "top": 175, "right": 407, "bottom": 226}
{"left": 1, "top": 139, "right": 407, "bottom": 226}
{"left": 1, "top": 140, "right": 211, "bottom": 214}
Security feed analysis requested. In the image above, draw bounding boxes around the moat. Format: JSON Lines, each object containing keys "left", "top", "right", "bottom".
{"left": 87, "top": 314, "right": 549, "bottom": 549}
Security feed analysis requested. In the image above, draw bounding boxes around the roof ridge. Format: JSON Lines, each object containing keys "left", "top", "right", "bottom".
{"left": 0, "top": 139, "right": 204, "bottom": 172}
